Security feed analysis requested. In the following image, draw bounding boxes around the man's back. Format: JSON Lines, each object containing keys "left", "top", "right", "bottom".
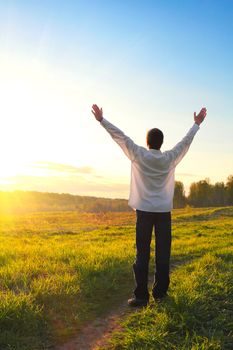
{"left": 100, "top": 117, "right": 200, "bottom": 212}
{"left": 129, "top": 147, "right": 176, "bottom": 212}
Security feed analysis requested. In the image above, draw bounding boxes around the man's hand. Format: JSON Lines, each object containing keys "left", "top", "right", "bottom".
{"left": 92, "top": 104, "right": 103, "bottom": 122}
{"left": 194, "top": 107, "right": 207, "bottom": 126}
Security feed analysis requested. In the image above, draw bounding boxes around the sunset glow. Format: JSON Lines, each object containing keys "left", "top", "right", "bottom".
{"left": 0, "top": 1, "right": 233, "bottom": 198}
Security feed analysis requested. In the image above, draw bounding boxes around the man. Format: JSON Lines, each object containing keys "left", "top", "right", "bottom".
{"left": 91, "top": 104, "right": 207, "bottom": 307}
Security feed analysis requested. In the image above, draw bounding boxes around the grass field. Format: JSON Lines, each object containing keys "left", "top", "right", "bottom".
{"left": 0, "top": 207, "right": 232, "bottom": 349}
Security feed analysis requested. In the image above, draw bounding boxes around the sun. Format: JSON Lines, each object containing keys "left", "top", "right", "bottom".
{"left": 0, "top": 75, "right": 38, "bottom": 179}
{"left": 0, "top": 56, "right": 64, "bottom": 179}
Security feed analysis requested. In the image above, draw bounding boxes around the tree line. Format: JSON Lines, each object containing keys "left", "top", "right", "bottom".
{"left": 0, "top": 175, "right": 232, "bottom": 213}
{"left": 0, "top": 191, "right": 130, "bottom": 213}
{"left": 174, "top": 175, "right": 233, "bottom": 208}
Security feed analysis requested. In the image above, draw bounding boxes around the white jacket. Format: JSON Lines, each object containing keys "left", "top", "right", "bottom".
{"left": 100, "top": 118, "right": 199, "bottom": 212}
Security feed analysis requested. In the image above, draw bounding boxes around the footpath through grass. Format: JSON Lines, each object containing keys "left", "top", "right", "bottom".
{"left": 0, "top": 212, "right": 135, "bottom": 349}
{"left": 0, "top": 208, "right": 232, "bottom": 349}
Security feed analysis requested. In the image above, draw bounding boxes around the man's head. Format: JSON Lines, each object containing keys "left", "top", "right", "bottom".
{"left": 146, "top": 128, "right": 164, "bottom": 150}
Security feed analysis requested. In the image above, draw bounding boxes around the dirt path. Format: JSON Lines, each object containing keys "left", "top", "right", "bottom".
{"left": 53, "top": 300, "right": 132, "bottom": 350}
{"left": 53, "top": 260, "right": 190, "bottom": 350}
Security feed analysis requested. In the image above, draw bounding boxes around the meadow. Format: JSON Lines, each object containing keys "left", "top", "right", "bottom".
{"left": 0, "top": 207, "right": 232, "bottom": 349}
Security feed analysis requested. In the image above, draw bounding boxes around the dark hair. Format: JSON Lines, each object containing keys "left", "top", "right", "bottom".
{"left": 146, "top": 128, "right": 164, "bottom": 150}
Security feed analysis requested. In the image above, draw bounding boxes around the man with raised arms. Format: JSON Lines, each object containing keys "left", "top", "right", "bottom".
{"left": 91, "top": 104, "right": 207, "bottom": 307}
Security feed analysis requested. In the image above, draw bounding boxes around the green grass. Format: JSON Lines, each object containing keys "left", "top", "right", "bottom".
{"left": 0, "top": 212, "right": 135, "bottom": 349}
{"left": 0, "top": 208, "right": 232, "bottom": 349}
{"left": 102, "top": 208, "right": 233, "bottom": 350}
{"left": 106, "top": 254, "right": 233, "bottom": 350}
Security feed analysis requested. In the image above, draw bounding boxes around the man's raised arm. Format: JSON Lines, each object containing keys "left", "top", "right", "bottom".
{"left": 91, "top": 104, "right": 140, "bottom": 161}
{"left": 165, "top": 107, "right": 207, "bottom": 167}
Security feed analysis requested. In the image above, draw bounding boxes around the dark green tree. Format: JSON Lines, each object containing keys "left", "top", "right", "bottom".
{"left": 226, "top": 175, "right": 233, "bottom": 205}
{"left": 173, "top": 181, "right": 186, "bottom": 208}
{"left": 212, "top": 182, "right": 226, "bottom": 206}
{"left": 188, "top": 178, "right": 213, "bottom": 207}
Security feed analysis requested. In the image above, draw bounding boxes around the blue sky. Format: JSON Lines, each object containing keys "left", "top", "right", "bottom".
{"left": 0, "top": 0, "right": 232, "bottom": 197}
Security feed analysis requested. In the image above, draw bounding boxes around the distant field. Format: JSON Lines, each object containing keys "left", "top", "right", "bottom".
{"left": 0, "top": 207, "right": 232, "bottom": 349}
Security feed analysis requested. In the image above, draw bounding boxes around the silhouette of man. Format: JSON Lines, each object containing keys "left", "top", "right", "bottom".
{"left": 91, "top": 104, "right": 207, "bottom": 306}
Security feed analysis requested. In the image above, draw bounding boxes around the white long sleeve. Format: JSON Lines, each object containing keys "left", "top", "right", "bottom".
{"left": 100, "top": 118, "right": 140, "bottom": 161}
{"left": 100, "top": 118, "right": 200, "bottom": 212}
{"left": 164, "top": 123, "right": 200, "bottom": 167}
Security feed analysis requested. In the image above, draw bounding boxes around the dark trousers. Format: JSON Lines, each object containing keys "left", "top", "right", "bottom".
{"left": 133, "top": 210, "right": 171, "bottom": 300}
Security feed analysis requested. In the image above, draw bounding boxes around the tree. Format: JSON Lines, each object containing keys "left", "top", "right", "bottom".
{"left": 212, "top": 182, "right": 226, "bottom": 206}
{"left": 226, "top": 175, "right": 233, "bottom": 205}
{"left": 174, "top": 181, "right": 186, "bottom": 208}
{"left": 188, "top": 178, "right": 213, "bottom": 207}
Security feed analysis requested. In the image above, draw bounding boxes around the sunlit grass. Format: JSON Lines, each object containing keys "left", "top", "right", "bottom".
{"left": 0, "top": 207, "right": 232, "bottom": 349}
{"left": 107, "top": 253, "right": 233, "bottom": 350}
{"left": 0, "top": 211, "right": 136, "bottom": 349}
{"left": 103, "top": 208, "right": 233, "bottom": 350}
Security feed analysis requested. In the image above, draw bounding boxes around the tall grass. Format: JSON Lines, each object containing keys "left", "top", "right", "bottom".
{"left": 0, "top": 212, "right": 136, "bottom": 349}
{"left": 107, "top": 253, "right": 233, "bottom": 349}
{"left": 103, "top": 208, "right": 233, "bottom": 350}
{"left": 0, "top": 207, "right": 232, "bottom": 349}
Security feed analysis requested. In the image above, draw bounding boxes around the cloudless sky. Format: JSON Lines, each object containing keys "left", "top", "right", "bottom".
{"left": 0, "top": 0, "right": 233, "bottom": 198}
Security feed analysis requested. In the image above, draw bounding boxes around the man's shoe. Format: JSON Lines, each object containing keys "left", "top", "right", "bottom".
{"left": 153, "top": 293, "right": 167, "bottom": 302}
{"left": 127, "top": 297, "right": 148, "bottom": 307}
